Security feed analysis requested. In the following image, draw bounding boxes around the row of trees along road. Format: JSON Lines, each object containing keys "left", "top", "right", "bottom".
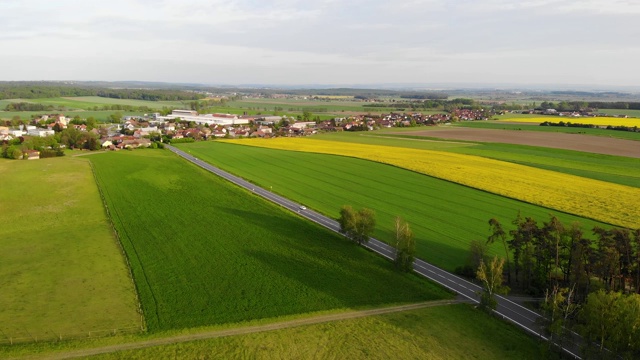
{"left": 337, "top": 206, "right": 415, "bottom": 272}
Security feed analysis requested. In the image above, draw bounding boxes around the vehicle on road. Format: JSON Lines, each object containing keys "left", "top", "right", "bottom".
{"left": 299, "top": 205, "right": 307, "bottom": 210}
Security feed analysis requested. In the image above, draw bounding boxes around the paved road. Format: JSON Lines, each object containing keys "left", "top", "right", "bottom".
{"left": 167, "top": 145, "right": 582, "bottom": 359}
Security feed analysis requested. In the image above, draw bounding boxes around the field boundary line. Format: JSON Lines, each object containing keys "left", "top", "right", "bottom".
{"left": 18, "top": 300, "right": 465, "bottom": 360}
{"left": 88, "top": 161, "right": 147, "bottom": 332}
{"left": 360, "top": 133, "right": 473, "bottom": 145}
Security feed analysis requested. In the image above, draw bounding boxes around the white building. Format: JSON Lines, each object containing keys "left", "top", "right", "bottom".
{"left": 291, "top": 121, "right": 316, "bottom": 130}
{"left": 155, "top": 110, "right": 249, "bottom": 126}
{"left": 9, "top": 129, "right": 25, "bottom": 137}
{"left": 28, "top": 128, "right": 55, "bottom": 137}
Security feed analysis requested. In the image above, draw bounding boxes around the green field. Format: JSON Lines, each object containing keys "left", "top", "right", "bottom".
{"left": 310, "top": 130, "right": 640, "bottom": 188}
{"left": 347, "top": 131, "right": 640, "bottom": 188}
{"left": 0, "top": 157, "right": 141, "bottom": 342}
{"left": 1, "top": 96, "right": 186, "bottom": 110}
{"left": 84, "top": 304, "right": 545, "bottom": 360}
{"left": 60, "top": 96, "right": 187, "bottom": 109}
{"left": 177, "top": 141, "right": 610, "bottom": 271}
{"left": 90, "top": 150, "right": 450, "bottom": 331}
{"left": 229, "top": 98, "right": 398, "bottom": 114}
{"left": 0, "top": 110, "right": 147, "bottom": 122}
{"left": 452, "top": 121, "right": 640, "bottom": 141}
{"left": 598, "top": 108, "right": 640, "bottom": 117}
{"left": 448, "top": 143, "right": 640, "bottom": 188}
{"left": 0, "top": 96, "right": 190, "bottom": 122}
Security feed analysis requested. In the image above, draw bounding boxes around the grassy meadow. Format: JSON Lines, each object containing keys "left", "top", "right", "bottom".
{"left": 0, "top": 304, "right": 548, "bottom": 359}
{"left": 84, "top": 304, "right": 545, "bottom": 360}
{"left": 218, "top": 138, "right": 640, "bottom": 229}
{"left": 177, "top": 141, "right": 611, "bottom": 271}
{"left": 0, "top": 157, "right": 141, "bottom": 343}
{"left": 90, "top": 150, "right": 450, "bottom": 331}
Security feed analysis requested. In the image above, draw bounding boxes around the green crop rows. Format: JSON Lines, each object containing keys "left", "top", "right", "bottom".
{"left": 322, "top": 131, "right": 640, "bottom": 188}
{"left": 177, "top": 141, "right": 610, "bottom": 271}
{"left": 90, "top": 150, "right": 449, "bottom": 331}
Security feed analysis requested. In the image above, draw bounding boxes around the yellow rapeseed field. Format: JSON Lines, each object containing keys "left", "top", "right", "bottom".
{"left": 500, "top": 116, "right": 640, "bottom": 127}
{"left": 223, "top": 138, "right": 640, "bottom": 229}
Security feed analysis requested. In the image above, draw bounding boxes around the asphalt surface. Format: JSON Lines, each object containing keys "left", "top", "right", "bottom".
{"left": 167, "top": 145, "right": 582, "bottom": 359}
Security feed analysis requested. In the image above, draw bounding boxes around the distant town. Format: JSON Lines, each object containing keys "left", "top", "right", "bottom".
{"left": 1, "top": 102, "right": 638, "bottom": 159}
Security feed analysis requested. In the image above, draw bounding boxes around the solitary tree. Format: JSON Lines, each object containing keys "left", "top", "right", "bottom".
{"left": 476, "top": 255, "right": 509, "bottom": 312}
{"left": 394, "top": 217, "right": 416, "bottom": 272}
{"left": 338, "top": 205, "right": 357, "bottom": 237}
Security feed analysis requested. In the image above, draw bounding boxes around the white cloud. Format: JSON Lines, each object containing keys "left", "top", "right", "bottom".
{"left": 464, "top": 0, "right": 640, "bottom": 15}
{"left": 0, "top": 0, "right": 639, "bottom": 86}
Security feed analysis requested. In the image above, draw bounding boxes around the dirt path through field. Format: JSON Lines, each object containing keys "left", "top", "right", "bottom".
{"left": 399, "top": 127, "right": 640, "bottom": 158}
{"left": 22, "top": 300, "right": 466, "bottom": 360}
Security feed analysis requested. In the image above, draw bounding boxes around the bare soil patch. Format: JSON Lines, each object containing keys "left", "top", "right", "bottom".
{"left": 402, "top": 127, "right": 640, "bottom": 158}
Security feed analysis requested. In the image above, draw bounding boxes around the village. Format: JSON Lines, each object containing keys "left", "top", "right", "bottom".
{"left": 0, "top": 105, "right": 633, "bottom": 159}
{"left": 0, "top": 108, "right": 485, "bottom": 154}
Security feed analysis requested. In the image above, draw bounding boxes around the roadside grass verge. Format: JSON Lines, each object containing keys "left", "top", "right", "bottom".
{"left": 0, "top": 157, "right": 141, "bottom": 343}
{"left": 177, "top": 142, "right": 610, "bottom": 270}
{"left": 89, "top": 150, "right": 449, "bottom": 332}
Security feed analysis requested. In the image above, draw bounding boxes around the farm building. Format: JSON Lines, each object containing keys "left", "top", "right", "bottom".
{"left": 155, "top": 110, "right": 249, "bottom": 126}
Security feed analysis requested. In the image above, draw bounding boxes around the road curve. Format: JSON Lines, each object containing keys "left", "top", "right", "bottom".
{"left": 167, "top": 145, "right": 582, "bottom": 359}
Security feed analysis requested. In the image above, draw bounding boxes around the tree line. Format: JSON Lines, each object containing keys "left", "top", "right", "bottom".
{"left": 462, "top": 214, "right": 640, "bottom": 358}
{"left": 540, "top": 121, "right": 639, "bottom": 132}
{"left": 4, "top": 102, "right": 52, "bottom": 111}
{"left": 471, "top": 214, "right": 640, "bottom": 299}
{"left": 538, "top": 100, "right": 640, "bottom": 111}
{"left": 362, "top": 98, "right": 486, "bottom": 111}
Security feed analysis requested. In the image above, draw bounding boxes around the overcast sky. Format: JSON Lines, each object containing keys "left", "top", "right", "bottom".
{"left": 1, "top": 0, "right": 639, "bottom": 87}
